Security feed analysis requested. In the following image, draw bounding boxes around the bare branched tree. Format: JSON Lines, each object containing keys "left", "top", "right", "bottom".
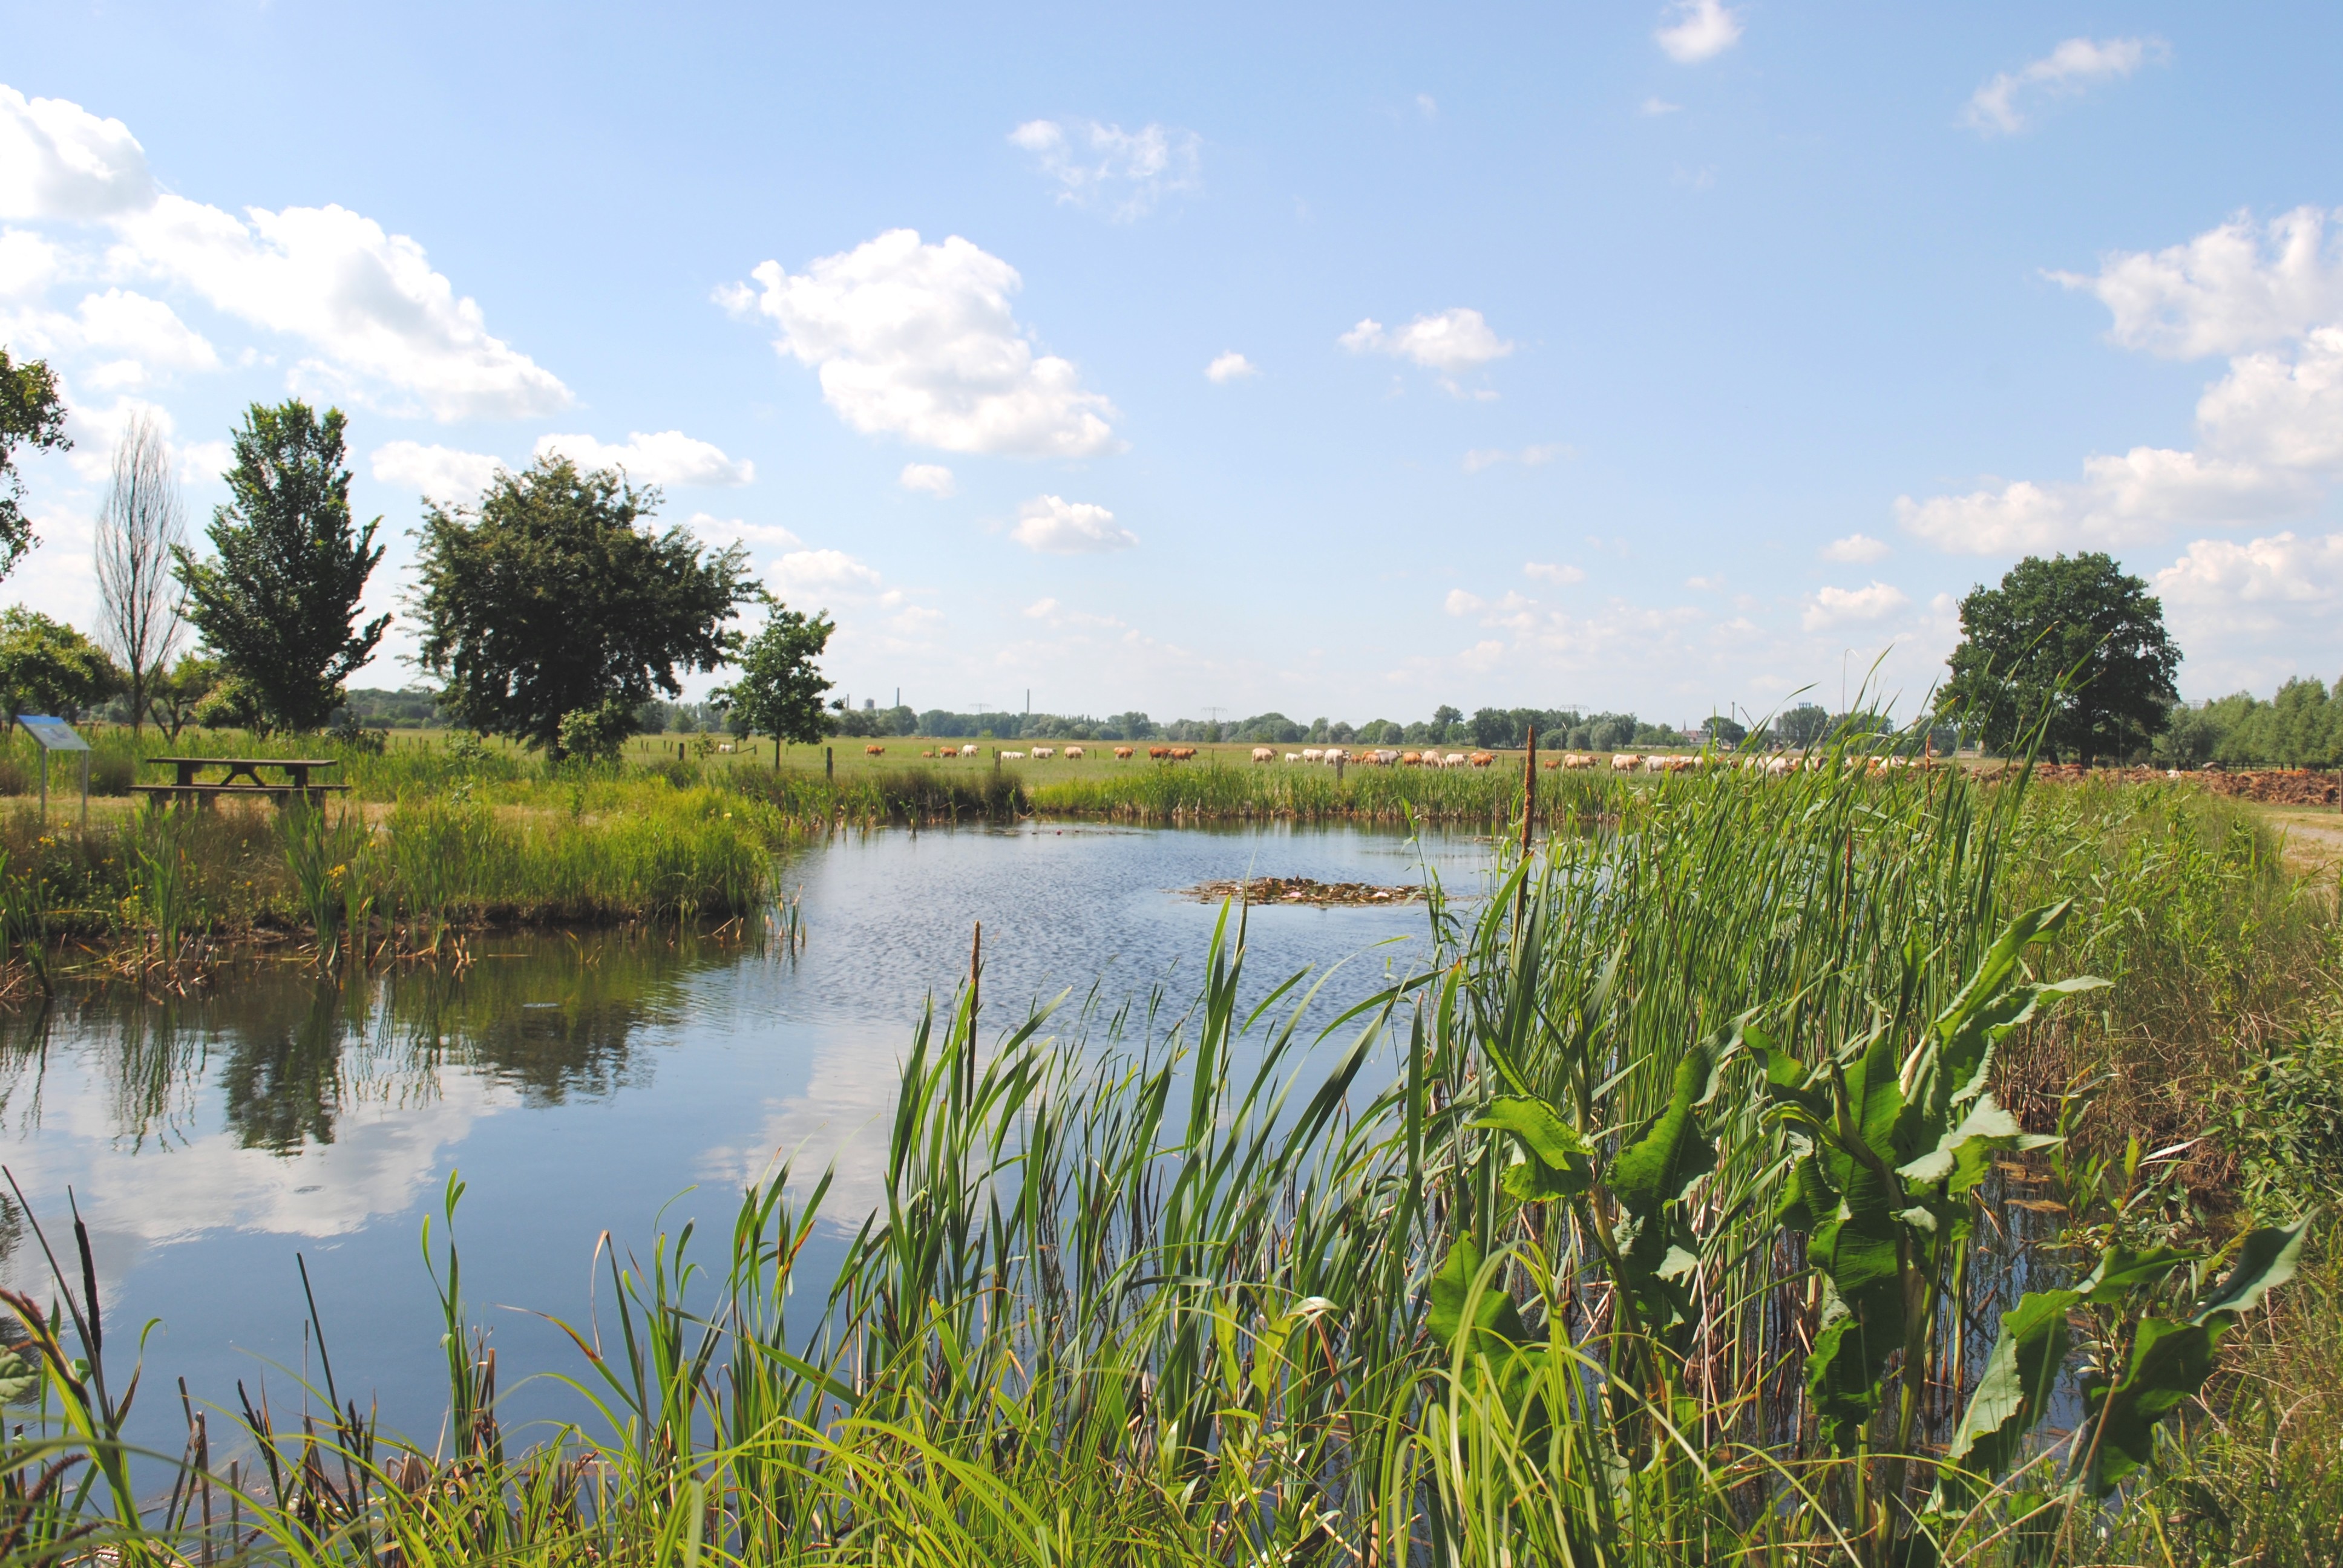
{"left": 95, "top": 411, "right": 187, "bottom": 736}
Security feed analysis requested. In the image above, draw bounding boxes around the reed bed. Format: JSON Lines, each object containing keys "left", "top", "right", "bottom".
{"left": 1027, "top": 757, "right": 1617, "bottom": 824}
{"left": 0, "top": 751, "right": 2335, "bottom": 1565}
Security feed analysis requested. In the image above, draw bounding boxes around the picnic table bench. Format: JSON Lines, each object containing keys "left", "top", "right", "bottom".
{"left": 132, "top": 757, "right": 350, "bottom": 808}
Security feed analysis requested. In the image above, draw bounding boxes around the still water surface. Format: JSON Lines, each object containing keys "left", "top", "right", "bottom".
{"left": 0, "top": 822, "right": 1490, "bottom": 1448}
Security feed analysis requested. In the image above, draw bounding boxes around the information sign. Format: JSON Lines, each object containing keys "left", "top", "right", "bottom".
{"left": 15, "top": 716, "right": 91, "bottom": 826}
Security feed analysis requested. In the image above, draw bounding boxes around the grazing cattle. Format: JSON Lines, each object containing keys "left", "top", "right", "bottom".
{"left": 1611, "top": 754, "right": 1640, "bottom": 771}
{"left": 1149, "top": 745, "right": 1170, "bottom": 759}
{"left": 1563, "top": 753, "right": 1594, "bottom": 769}
{"left": 1375, "top": 749, "right": 1401, "bottom": 765}
{"left": 1766, "top": 755, "right": 1794, "bottom": 776}
{"left": 1031, "top": 746, "right": 1055, "bottom": 759}
{"left": 1323, "top": 748, "right": 1346, "bottom": 765}
{"left": 1113, "top": 746, "right": 1134, "bottom": 759}
{"left": 1401, "top": 751, "right": 1422, "bottom": 766}
{"left": 1065, "top": 745, "right": 1084, "bottom": 759}
{"left": 1301, "top": 748, "right": 1323, "bottom": 763}
{"left": 920, "top": 749, "right": 934, "bottom": 758}
{"left": 1443, "top": 753, "right": 1466, "bottom": 768}
{"left": 1542, "top": 756, "right": 1561, "bottom": 769}
{"left": 1252, "top": 746, "right": 1276, "bottom": 763}
{"left": 1000, "top": 750, "right": 1024, "bottom": 760}
{"left": 865, "top": 745, "right": 885, "bottom": 756}
{"left": 1468, "top": 751, "right": 1495, "bottom": 768}
{"left": 1168, "top": 746, "right": 1197, "bottom": 760}
{"left": 717, "top": 743, "right": 735, "bottom": 753}
{"left": 1285, "top": 752, "right": 1301, "bottom": 763}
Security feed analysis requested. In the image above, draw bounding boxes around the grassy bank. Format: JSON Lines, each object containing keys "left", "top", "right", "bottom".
{"left": 2, "top": 751, "right": 2336, "bottom": 1564}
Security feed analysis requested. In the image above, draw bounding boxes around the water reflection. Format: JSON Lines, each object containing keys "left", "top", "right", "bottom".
{"left": 0, "top": 822, "right": 1485, "bottom": 1450}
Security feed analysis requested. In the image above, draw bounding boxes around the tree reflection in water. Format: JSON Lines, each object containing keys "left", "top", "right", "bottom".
{"left": 0, "top": 931, "right": 746, "bottom": 1159}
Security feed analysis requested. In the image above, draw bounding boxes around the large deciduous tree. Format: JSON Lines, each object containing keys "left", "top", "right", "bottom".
{"left": 95, "top": 411, "right": 188, "bottom": 735}
{"left": 1939, "top": 552, "right": 2180, "bottom": 765}
{"left": 175, "top": 401, "right": 388, "bottom": 733}
{"left": 0, "top": 609, "right": 118, "bottom": 723}
{"left": 413, "top": 457, "right": 756, "bottom": 759}
{"left": 714, "top": 600, "right": 836, "bottom": 757}
{"left": 0, "top": 348, "right": 70, "bottom": 580}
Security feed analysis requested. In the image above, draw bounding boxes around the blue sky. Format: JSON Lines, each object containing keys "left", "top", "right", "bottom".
{"left": 5, "top": 1, "right": 2341, "bottom": 727}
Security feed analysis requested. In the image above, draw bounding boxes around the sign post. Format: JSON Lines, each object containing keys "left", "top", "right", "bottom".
{"left": 18, "top": 716, "right": 92, "bottom": 829}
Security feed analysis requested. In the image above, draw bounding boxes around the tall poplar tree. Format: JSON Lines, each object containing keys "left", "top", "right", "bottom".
{"left": 0, "top": 347, "right": 71, "bottom": 580}
{"left": 175, "top": 401, "right": 389, "bottom": 733}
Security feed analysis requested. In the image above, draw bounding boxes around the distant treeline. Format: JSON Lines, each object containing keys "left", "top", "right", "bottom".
{"left": 2157, "top": 677, "right": 2343, "bottom": 769}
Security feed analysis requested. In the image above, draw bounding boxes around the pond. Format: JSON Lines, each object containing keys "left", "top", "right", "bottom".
{"left": 0, "top": 822, "right": 1493, "bottom": 1453}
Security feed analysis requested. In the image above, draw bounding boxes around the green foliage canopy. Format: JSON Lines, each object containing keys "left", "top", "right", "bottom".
{"left": 0, "top": 607, "right": 118, "bottom": 722}
{"left": 413, "top": 456, "right": 756, "bottom": 757}
{"left": 0, "top": 348, "right": 70, "bottom": 580}
{"left": 715, "top": 601, "right": 837, "bottom": 745}
{"left": 175, "top": 401, "right": 388, "bottom": 733}
{"left": 1940, "top": 552, "right": 2181, "bottom": 765}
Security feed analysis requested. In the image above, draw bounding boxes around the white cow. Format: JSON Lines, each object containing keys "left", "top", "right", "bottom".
{"left": 1000, "top": 750, "right": 1025, "bottom": 760}
{"left": 1444, "top": 753, "right": 1467, "bottom": 768}
{"left": 1285, "top": 752, "right": 1301, "bottom": 762}
{"left": 1323, "top": 748, "right": 1347, "bottom": 765}
{"left": 1302, "top": 748, "right": 1324, "bottom": 762}
{"left": 1252, "top": 746, "right": 1276, "bottom": 763}
{"left": 1611, "top": 754, "right": 1640, "bottom": 771}
{"left": 1031, "top": 746, "right": 1055, "bottom": 759}
{"left": 960, "top": 744, "right": 978, "bottom": 756}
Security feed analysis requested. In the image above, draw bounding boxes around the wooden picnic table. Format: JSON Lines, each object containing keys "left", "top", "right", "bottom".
{"left": 133, "top": 756, "right": 350, "bottom": 808}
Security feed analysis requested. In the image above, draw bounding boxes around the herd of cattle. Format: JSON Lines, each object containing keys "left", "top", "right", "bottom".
{"left": 861, "top": 742, "right": 1936, "bottom": 776}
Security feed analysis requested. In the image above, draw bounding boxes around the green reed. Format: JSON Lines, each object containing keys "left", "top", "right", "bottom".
{"left": 0, "top": 745, "right": 2332, "bottom": 1566}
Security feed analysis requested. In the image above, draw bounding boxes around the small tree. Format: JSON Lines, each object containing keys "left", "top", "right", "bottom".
{"left": 176, "top": 401, "right": 388, "bottom": 732}
{"left": 0, "top": 609, "right": 118, "bottom": 722}
{"left": 1939, "top": 552, "right": 2180, "bottom": 765}
{"left": 94, "top": 411, "right": 188, "bottom": 736}
{"left": 716, "top": 601, "right": 836, "bottom": 758}
{"left": 1701, "top": 714, "right": 1748, "bottom": 746}
{"left": 1772, "top": 702, "right": 1830, "bottom": 748}
{"left": 147, "top": 653, "right": 221, "bottom": 742}
{"left": 413, "top": 457, "right": 756, "bottom": 758}
{"left": 0, "top": 348, "right": 70, "bottom": 581}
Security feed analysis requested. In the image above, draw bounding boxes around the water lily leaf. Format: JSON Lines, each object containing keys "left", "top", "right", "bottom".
{"left": 1935, "top": 1288, "right": 2079, "bottom": 1503}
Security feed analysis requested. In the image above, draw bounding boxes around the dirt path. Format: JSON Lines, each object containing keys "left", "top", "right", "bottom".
{"left": 2252, "top": 803, "right": 2343, "bottom": 878}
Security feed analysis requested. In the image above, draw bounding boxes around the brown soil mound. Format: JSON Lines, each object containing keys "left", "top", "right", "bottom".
{"left": 2011, "top": 762, "right": 2341, "bottom": 806}
{"left": 1181, "top": 877, "right": 1424, "bottom": 906}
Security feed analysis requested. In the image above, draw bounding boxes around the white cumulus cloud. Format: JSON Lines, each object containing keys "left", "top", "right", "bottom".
{"left": 533, "top": 430, "right": 753, "bottom": 487}
{"left": 1821, "top": 532, "right": 1892, "bottom": 563}
{"left": 898, "top": 462, "right": 955, "bottom": 497}
{"left": 1205, "top": 350, "right": 1256, "bottom": 382}
{"left": 0, "top": 227, "right": 63, "bottom": 298}
{"left": 725, "top": 229, "right": 1118, "bottom": 459}
{"left": 1654, "top": 0, "right": 1743, "bottom": 64}
{"left": 1803, "top": 581, "right": 1911, "bottom": 631}
{"left": 1008, "top": 119, "right": 1201, "bottom": 220}
{"left": 771, "top": 547, "right": 883, "bottom": 599}
{"left": 1, "top": 85, "right": 568, "bottom": 420}
{"left": 2049, "top": 206, "right": 2343, "bottom": 359}
{"left": 1464, "top": 442, "right": 1568, "bottom": 473}
{"left": 2154, "top": 530, "right": 2343, "bottom": 689}
{"left": 1964, "top": 36, "right": 2166, "bottom": 137}
{"left": 1342, "top": 308, "right": 1513, "bottom": 373}
{"left": 685, "top": 512, "right": 804, "bottom": 550}
{"left": 1900, "top": 207, "right": 2343, "bottom": 560}
{"left": 1524, "top": 561, "right": 1585, "bottom": 585}
{"left": 370, "top": 440, "right": 506, "bottom": 501}
{"left": 1010, "top": 494, "right": 1136, "bottom": 554}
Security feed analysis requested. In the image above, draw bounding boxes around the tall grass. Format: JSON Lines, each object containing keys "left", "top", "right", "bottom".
{"left": 1028, "top": 756, "right": 1616, "bottom": 824}
{"left": 0, "top": 753, "right": 2333, "bottom": 1564}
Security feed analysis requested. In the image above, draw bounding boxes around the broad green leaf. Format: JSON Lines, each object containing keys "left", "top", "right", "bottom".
{"left": 2083, "top": 1316, "right": 2217, "bottom": 1497}
{"left": 2192, "top": 1215, "right": 2313, "bottom": 1323}
{"left": 1500, "top": 1159, "right": 1581, "bottom": 1202}
{"left": 1775, "top": 1152, "right": 1835, "bottom": 1234}
{"left": 2080, "top": 1246, "right": 2198, "bottom": 1306}
{"left": 1935, "top": 1289, "right": 2080, "bottom": 1503}
{"left": 1610, "top": 1040, "right": 1717, "bottom": 1220}
{"left": 0, "top": 1347, "right": 36, "bottom": 1405}
{"left": 1427, "top": 1238, "right": 1528, "bottom": 1354}
{"left": 1897, "top": 1094, "right": 2025, "bottom": 1186}
{"left": 1477, "top": 1095, "right": 1594, "bottom": 1197}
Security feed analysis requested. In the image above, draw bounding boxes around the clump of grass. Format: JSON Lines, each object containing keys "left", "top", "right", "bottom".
{"left": 1026, "top": 756, "right": 1618, "bottom": 824}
